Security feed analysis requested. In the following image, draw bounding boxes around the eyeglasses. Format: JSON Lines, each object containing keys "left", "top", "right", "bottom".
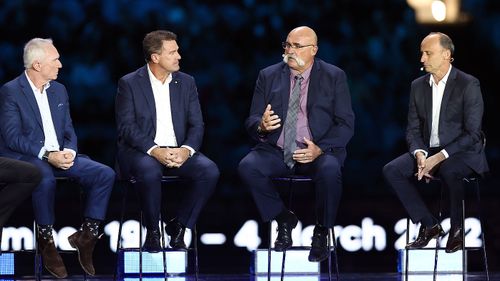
{"left": 282, "top": 42, "right": 316, "bottom": 49}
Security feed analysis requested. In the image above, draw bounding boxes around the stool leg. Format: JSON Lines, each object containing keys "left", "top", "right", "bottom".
{"left": 194, "top": 225, "right": 199, "bottom": 281}
{"left": 405, "top": 218, "right": 409, "bottom": 281}
{"left": 433, "top": 185, "right": 445, "bottom": 281}
{"left": 462, "top": 199, "right": 465, "bottom": 281}
{"left": 159, "top": 213, "right": 167, "bottom": 280}
{"left": 473, "top": 180, "right": 490, "bottom": 281}
{"left": 267, "top": 221, "right": 272, "bottom": 281}
{"left": 332, "top": 226, "right": 339, "bottom": 281}
{"left": 139, "top": 211, "right": 143, "bottom": 280}
{"left": 113, "top": 182, "right": 128, "bottom": 281}
{"left": 328, "top": 229, "right": 332, "bottom": 281}
{"left": 280, "top": 250, "right": 286, "bottom": 281}
{"left": 34, "top": 222, "right": 41, "bottom": 281}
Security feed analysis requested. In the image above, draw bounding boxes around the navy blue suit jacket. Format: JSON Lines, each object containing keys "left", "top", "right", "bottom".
{"left": 0, "top": 73, "right": 78, "bottom": 159}
{"left": 115, "top": 65, "right": 204, "bottom": 175}
{"left": 245, "top": 58, "right": 355, "bottom": 164}
{"left": 406, "top": 67, "right": 488, "bottom": 174}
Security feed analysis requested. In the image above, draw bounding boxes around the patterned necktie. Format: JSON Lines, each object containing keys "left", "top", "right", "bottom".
{"left": 283, "top": 75, "right": 303, "bottom": 168}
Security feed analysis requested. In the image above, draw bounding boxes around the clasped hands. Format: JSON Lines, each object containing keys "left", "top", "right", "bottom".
{"left": 47, "top": 151, "right": 75, "bottom": 170}
{"left": 151, "top": 147, "right": 190, "bottom": 168}
{"left": 259, "top": 104, "right": 322, "bottom": 163}
{"left": 415, "top": 151, "right": 446, "bottom": 183}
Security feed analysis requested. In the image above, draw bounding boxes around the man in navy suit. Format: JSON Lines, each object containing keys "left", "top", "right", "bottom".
{"left": 0, "top": 38, "right": 115, "bottom": 278}
{"left": 115, "top": 30, "right": 219, "bottom": 252}
{"left": 383, "top": 32, "right": 488, "bottom": 253}
{"left": 238, "top": 26, "right": 355, "bottom": 262}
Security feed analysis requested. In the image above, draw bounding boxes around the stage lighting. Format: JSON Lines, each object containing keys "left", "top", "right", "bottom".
{"left": 406, "top": 0, "right": 468, "bottom": 24}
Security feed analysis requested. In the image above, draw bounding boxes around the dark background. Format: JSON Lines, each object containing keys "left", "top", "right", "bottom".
{"left": 1, "top": 0, "right": 499, "bottom": 275}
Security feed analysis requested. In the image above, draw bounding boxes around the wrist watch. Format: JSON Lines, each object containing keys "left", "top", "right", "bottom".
{"left": 42, "top": 150, "right": 51, "bottom": 161}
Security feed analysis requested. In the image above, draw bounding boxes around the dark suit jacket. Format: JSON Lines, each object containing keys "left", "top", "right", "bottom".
{"left": 115, "top": 65, "right": 204, "bottom": 175}
{"left": 245, "top": 58, "right": 355, "bottom": 164}
{"left": 406, "top": 66, "right": 488, "bottom": 174}
{"left": 0, "top": 73, "right": 78, "bottom": 159}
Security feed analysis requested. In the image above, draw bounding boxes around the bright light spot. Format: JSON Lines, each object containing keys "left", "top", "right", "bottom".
{"left": 200, "top": 233, "right": 226, "bottom": 245}
{"left": 431, "top": 0, "right": 447, "bottom": 22}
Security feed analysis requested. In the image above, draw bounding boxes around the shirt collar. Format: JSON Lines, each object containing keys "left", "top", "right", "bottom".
{"left": 147, "top": 64, "right": 172, "bottom": 86}
{"left": 24, "top": 71, "right": 51, "bottom": 93}
{"left": 290, "top": 64, "right": 312, "bottom": 82}
{"left": 428, "top": 65, "right": 452, "bottom": 87}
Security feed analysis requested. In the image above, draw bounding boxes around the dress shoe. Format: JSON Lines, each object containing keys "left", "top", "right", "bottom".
{"left": 308, "top": 225, "right": 330, "bottom": 262}
{"left": 37, "top": 235, "right": 68, "bottom": 278}
{"left": 143, "top": 228, "right": 162, "bottom": 252}
{"left": 68, "top": 225, "right": 99, "bottom": 275}
{"left": 445, "top": 227, "right": 463, "bottom": 253}
{"left": 406, "top": 223, "right": 444, "bottom": 249}
{"left": 165, "top": 218, "right": 187, "bottom": 250}
{"left": 274, "top": 210, "right": 298, "bottom": 251}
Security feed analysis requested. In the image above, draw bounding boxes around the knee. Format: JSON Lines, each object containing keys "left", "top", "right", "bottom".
{"left": 200, "top": 160, "right": 220, "bottom": 182}
{"left": 237, "top": 157, "right": 257, "bottom": 180}
{"left": 316, "top": 156, "right": 341, "bottom": 178}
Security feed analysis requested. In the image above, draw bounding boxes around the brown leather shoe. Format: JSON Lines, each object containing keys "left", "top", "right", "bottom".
{"left": 68, "top": 226, "right": 98, "bottom": 275}
{"left": 38, "top": 235, "right": 68, "bottom": 278}
{"left": 445, "top": 227, "right": 463, "bottom": 253}
{"left": 406, "top": 224, "right": 444, "bottom": 249}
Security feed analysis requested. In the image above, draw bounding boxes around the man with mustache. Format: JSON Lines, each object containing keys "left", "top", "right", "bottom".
{"left": 238, "top": 26, "right": 354, "bottom": 262}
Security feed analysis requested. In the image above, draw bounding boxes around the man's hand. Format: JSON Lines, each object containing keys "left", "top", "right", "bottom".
{"left": 258, "top": 104, "right": 281, "bottom": 133}
{"left": 151, "top": 147, "right": 189, "bottom": 168}
{"left": 416, "top": 151, "right": 445, "bottom": 182}
{"left": 47, "top": 151, "right": 74, "bottom": 170}
{"left": 293, "top": 138, "right": 323, "bottom": 164}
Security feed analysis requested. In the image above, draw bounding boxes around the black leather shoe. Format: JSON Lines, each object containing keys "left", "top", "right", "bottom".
{"left": 308, "top": 225, "right": 329, "bottom": 262}
{"left": 165, "top": 219, "right": 187, "bottom": 250}
{"left": 142, "top": 228, "right": 162, "bottom": 253}
{"left": 274, "top": 210, "right": 298, "bottom": 251}
{"left": 406, "top": 224, "right": 444, "bottom": 249}
{"left": 445, "top": 227, "right": 463, "bottom": 253}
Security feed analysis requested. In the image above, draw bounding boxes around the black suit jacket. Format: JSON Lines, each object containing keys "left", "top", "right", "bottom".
{"left": 406, "top": 66, "right": 488, "bottom": 174}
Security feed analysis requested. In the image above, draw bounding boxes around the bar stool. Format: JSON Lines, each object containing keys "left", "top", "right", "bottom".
{"left": 114, "top": 175, "right": 199, "bottom": 281}
{"left": 404, "top": 177, "right": 489, "bottom": 281}
{"left": 268, "top": 175, "right": 339, "bottom": 281}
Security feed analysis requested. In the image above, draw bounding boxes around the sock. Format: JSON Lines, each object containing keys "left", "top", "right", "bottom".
{"left": 82, "top": 217, "right": 100, "bottom": 237}
{"left": 37, "top": 224, "right": 54, "bottom": 240}
{"left": 275, "top": 209, "right": 291, "bottom": 223}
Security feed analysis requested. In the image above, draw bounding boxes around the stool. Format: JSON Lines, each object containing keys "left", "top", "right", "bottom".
{"left": 114, "top": 175, "right": 199, "bottom": 281}
{"left": 268, "top": 175, "right": 339, "bottom": 281}
{"left": 404, "top": 177, "right": 489, "bottom": 281}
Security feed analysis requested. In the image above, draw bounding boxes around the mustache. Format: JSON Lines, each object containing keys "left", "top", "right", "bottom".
{"left": 282, "top": 54, "right": 305, "bottom": 67}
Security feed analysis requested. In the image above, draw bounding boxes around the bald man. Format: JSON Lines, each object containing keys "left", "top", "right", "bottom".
{"left": 383, "top": 32, "right": 488, "bottom": 253}
{"left": 238, "top": 26, "right": 354, "bottom": 262}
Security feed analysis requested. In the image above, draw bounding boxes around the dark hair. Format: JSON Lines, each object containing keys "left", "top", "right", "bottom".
{"left": 143, "top": 30, "right": 177, "bottom": 62}
{"left": 430, "top": 32, "right": 455, "bottom": 57}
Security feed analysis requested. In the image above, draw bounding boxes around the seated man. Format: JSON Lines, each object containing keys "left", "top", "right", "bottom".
{"left": 0, "top": 38, "right": 115, "bottom": 278}
{"left": 238, "top": 26, "right": 354, "bottom": 262}
{"left": 383, "top": 32, "right": 488, "bottom": 253}
{"left": 115, "top": 30, "right": 219, "bottom": 252}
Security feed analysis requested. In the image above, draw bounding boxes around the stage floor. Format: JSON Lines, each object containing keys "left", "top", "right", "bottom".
{"left": 3, "top": 273, "right": 498, "bottom": 281}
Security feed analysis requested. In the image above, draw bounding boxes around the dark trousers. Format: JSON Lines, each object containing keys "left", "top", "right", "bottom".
{"left": 23, "top": 156, "right": 115, "bottom": 225}
{"left": 383, "top": 152, "right": 473, "bottom": 229}
{"left": 124, "top": 152, "right": 219, "bottom": 229}
{"left": 0, "top": 157, "right": 41, "bottom": 228}
{"left": 238, "top": 146, "right": 343, "bottom": 228}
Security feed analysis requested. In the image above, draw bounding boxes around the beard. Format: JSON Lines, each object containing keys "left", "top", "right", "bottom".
{"left": 283, "top": 54, "right": 305, "bottom": 67}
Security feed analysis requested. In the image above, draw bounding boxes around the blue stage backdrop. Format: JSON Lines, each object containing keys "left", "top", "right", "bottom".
{"left": 0, "top": 0, "right": 499, "bottom": 275}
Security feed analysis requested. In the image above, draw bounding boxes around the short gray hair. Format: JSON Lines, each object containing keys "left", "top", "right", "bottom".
{"left": 23, "top": 38, "right": 53, "bottom": 69}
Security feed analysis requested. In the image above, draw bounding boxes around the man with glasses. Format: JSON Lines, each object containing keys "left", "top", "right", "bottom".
{"left": 238, "top": 26, "right": 354, "bottom": 262}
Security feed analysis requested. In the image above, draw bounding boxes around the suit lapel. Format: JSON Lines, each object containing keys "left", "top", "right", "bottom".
{"left": 138, "top": 66, "right": 157, "bottom": 132}
{"left": 423, "top": 74, "right": 433, "bottom": 135}
{"left": 439, "top": 67, "right": 457, "bottom": 127}
{"left": 280, "top": 66, "right": 291, "bottom": 121}
{"left": 18, "top": 74, "right": 43, "bottom": 130}
{"left": 170, "top": 73, "right": 181, "bottom": 141}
